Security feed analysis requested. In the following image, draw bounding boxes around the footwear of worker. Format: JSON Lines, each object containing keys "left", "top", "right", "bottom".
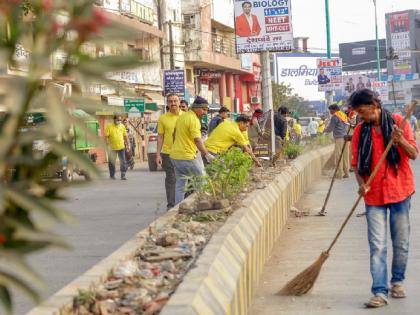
{"left": 364, "top": 294, "right": 388, "bottom": 308}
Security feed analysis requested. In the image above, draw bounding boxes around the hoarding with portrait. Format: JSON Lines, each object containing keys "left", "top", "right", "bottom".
{"left": 317, "top": 58, "right": 343, "bottom": 92}
{"left": 234, "top": 0, "right": 293, "bottom": 53}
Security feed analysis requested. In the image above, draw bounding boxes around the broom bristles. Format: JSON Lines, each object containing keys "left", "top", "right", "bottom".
{"left": 278, "top": 251, "right": 329, "bottom": 296}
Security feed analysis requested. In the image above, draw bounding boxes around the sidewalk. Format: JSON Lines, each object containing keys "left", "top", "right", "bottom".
{"left": 249, "top": 172, "right": 420, "bottom": 315}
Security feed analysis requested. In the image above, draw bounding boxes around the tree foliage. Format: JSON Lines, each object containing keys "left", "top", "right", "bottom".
{"left": 0, "top": 1, "right": 145, "bottom": 313}
{"left": 272, "top": 82, "right": 311, "bottom": 115}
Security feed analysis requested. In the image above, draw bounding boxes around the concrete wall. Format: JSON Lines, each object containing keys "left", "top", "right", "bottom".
{"left": 161, "top": 145, "right": 334, "bottom": 315}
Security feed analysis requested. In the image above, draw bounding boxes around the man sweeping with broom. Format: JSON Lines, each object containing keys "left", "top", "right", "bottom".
{"left": 349, "top": 89, "right": 418, "bottom": 308}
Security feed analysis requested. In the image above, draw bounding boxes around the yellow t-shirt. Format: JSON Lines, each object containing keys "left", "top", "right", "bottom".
{"left": 242, "top": 130, "right": 250, "bottom": 145}
{"left": 294, "top": 123, "right": 302, "bottom": 136}
{"left": 105, "top": 123, "right": 127, "bottom": 151}
{"left": 157, "top": 111, "right": 182, "bottom": 154}
{"left": 205, "top": 121, "right": 248, "bottom": 154}
{"left": 317, "top": 121, "right": 326, "bottom": 134}
{"left": 170, "top": 111, "right": 202, "bottom": 160}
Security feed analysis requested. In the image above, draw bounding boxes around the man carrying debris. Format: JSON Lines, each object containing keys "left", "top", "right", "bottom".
{"left": 349, "top": 89, "right": 418, "bottom": 308}
{"left": 205, "top": 114, "right": 261, "bottom": 166}
{"left": 170, "top": 96, "right": 214, "bottom": 204}
{"left": 156, "top": 94, "right": 183, "bottom": 210}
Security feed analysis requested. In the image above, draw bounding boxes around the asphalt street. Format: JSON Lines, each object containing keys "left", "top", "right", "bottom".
{"left": 15, "top": 162, "right": 166, "bottom": 315}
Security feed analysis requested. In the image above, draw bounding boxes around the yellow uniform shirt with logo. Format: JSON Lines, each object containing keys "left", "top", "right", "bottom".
{"left": 205, "top": 121, "right": 248, "bottom": 154}
{"left": 170, "top": 111, "right": 202, "bottom": 160}
{"left": 105, "top": 123, "right": 127, "bottom": 151}
{"left": 157, "top": 111, "right": 182, "bottom": 154}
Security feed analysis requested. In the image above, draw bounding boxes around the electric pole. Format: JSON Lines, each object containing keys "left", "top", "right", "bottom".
{"left": 169, "top": 20, "right": 174, "bottom": 70}
{"left": 373, "top": 0, "right": 381, "bottom": 80}
{"left": 324, "top": 0, "right": 333, "bottom": 106}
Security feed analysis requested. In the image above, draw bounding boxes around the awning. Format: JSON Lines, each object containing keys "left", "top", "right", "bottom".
{"left": 143, "top": 92, "right": 164, "bottom": 106}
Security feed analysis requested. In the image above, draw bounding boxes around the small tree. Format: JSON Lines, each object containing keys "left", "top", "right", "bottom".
{"left": 0, "top": 1, "right": 145, "bottom": 313}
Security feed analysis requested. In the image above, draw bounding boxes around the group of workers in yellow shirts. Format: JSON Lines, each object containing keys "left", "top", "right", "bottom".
{"left": 156, "top": 94, "right": 261, "bottom": 208}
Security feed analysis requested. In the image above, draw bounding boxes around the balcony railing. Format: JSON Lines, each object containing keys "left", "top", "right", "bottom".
{"left": 212, "top": 34, "right": 238, "bottom": 59}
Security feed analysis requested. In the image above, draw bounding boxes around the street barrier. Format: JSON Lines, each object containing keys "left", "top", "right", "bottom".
{"left": 26, "top": 145, "right": 333, "bottom": 315}
{"left": 161, "top": 145, "right": 334, "bottom": 315}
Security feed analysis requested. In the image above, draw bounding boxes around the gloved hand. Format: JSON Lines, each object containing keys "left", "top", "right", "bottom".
{"left": 205, "top": 153, "right": 216, "bottom": 163}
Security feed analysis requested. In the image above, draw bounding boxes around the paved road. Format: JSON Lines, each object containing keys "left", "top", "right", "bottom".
{"left": 15, "top": 162, "right": 166, "bottom": 315}
{"left": 250, "top": 157, "right": 420, "bottom": 315}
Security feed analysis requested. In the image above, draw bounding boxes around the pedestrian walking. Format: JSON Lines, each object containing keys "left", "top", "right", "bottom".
{"left": 349, "top": 89, "right": 418, "bottom": 308}
{"left": 317, "top": 116, "right": 326, "bottom": 134}
{"left": 205, "top": 114, "right": 261, "bottom": 166}
{"left": 170, "top": 96, "right": 213, "bottom": 204}
{"left": 274, "top": 106, "right": 288, "bottom": 140}
{"left": 208, "top": 106, "right": 229, "bottom": 134}
{"left": 105, "top": 114, "right": 129, "bottom": 180}
{"left": 248, "top": 108, "right": 264, "bottom": 151}
{"left": 324, "top": 104, "right": 350, "bottom": 179}
{"left": 156, "top": 94, "right": 183, "bottom": 209}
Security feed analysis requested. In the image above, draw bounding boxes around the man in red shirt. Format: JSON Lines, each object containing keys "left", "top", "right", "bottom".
{"left": 349, "top": 89, "right": 418, "bottom": 308}
{"left": 235, "top": 1, "right": 261, "bottom": 37}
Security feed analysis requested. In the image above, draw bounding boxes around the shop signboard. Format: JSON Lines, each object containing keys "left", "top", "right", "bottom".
{"left": 234, "top": 0, "right": 293, "bottom": 53}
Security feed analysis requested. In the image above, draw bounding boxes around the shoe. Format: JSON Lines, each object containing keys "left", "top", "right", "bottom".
{"left": 343, "top": 174, "right": 350, "bottom": 178}
{"left": 356, "top": 212, "right": 366, "bottom": 217}
{"left": 391, "top": 284, "right": 406, "bottom": 298}
{"left": 364, "top": 295, "right": 388, "bottom": 308}
{"left": 110, "top": 176, "right": 116, "bottom": 180}
{"left": 318, "top": 210, "right": 327, "bottom": 216}
{"left": 121, "top": 175, "right": 127, "bottom": 180}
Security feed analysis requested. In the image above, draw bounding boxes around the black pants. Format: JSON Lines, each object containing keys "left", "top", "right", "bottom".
{"left": 161, "top": 153, "right": 175, "bottom": 208}
{"left": 108, "top": 149, "right": 126, "bottom": 178}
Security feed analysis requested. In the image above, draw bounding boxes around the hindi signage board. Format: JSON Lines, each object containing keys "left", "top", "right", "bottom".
{"left": 163, "top": 70, "right": 185, "bottom": 96}
{"left": 317, "top": 58, "right": 343, "bottom": 92}
{"left": 124, "top": 98, "right": 145, "bottom": 114}
{"left": 234, "top": 0, "right": 293, "bottom": 53}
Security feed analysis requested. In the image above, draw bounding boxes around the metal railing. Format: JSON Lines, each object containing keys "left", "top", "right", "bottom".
{"left": 212, "top": 34, "right": 238, "bottom": 59}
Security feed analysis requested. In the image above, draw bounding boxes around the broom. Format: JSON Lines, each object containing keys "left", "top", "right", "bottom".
{"left": 317, "top": 124, "right": 353, "bottom": 216}
{"left": 279, "top": 100, "right": 418, "bottom": 296}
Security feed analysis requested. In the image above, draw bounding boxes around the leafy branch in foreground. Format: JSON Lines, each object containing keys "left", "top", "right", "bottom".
{"left": 0, "top": 1, "right": 146, "bottom": 313}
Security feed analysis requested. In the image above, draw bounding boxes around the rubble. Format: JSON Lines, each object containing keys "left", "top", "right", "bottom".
{"left": 71, "top": 160, "right": 301, "bottom": 315}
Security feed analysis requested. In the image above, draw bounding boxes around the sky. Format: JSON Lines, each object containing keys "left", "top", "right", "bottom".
{"left": 291, "top": 0, "right": 420, "bottom": 52}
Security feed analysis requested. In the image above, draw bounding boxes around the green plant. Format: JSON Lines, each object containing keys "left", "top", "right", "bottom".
{"left": 0, "top": 1, "right": 145, "bottom": 313}
{"left": 73, "top": 289, "right": 96, "bottom": 309}
{"left": 283, "top": 142, "right": 304, "bottom": 159}
{"left": 186, "top": 148, "right": 253, "bottom": 200}
{"left": 312, "top": 134, "right": 333, "bottom": 146}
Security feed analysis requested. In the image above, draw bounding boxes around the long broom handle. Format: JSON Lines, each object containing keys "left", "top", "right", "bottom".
{"left": 321, "top": 124, "right": 352, "bottom": 212}
{"left": 325, "top": 101, "right": 417, "bottom": 255}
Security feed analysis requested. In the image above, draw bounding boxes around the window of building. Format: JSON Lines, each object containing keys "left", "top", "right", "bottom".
{"left": 184, "top": 14, "right": 196, "bottom": 28}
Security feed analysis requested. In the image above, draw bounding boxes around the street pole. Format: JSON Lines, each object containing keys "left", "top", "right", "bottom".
{"left": 325, "top": 0, "right": 333, "bottom": 106}
{"left": 261, "top": 51, "right": 275, "bottom": 157}
{"left": 373, "top": 0, "right": 381, "bottom": 81}
{"left": 169, "top": 20, "right": 175, "bottom": 70}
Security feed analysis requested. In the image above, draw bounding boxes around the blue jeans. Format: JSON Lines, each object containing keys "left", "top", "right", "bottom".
{"left": 108, "top": 149, "right": 126, "bottom": 178}
{"left": 171, "top": 156, "right": 205, "bottom": 204}
{"left": 366, "top": 197, "right": 411, "bottom": 298}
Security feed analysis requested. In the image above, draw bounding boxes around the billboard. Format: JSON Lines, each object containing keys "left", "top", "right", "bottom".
{"left": 339, "top": 39, "right": 387, "bottom": 72}
{"left": 274, "top": 54, "right": 324, "bottom": 101}
{"left": 234, "top": 0, "right": 293, "bottom": 53}
{"left": 317, "top": 58, "right": 343, "bottom": 92}
{"left": 372, "top": 81, "right": 389, "bottom": 102}
{"left": 342, "top": 74, "right": 375, "bottom": 98}
{"left": 387, "top": 12, "right": 412, "bottom": 75}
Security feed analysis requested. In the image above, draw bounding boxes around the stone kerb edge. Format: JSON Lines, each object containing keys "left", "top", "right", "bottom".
{"left": 161, "top": 145, "right": 334, "bottom": 315}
